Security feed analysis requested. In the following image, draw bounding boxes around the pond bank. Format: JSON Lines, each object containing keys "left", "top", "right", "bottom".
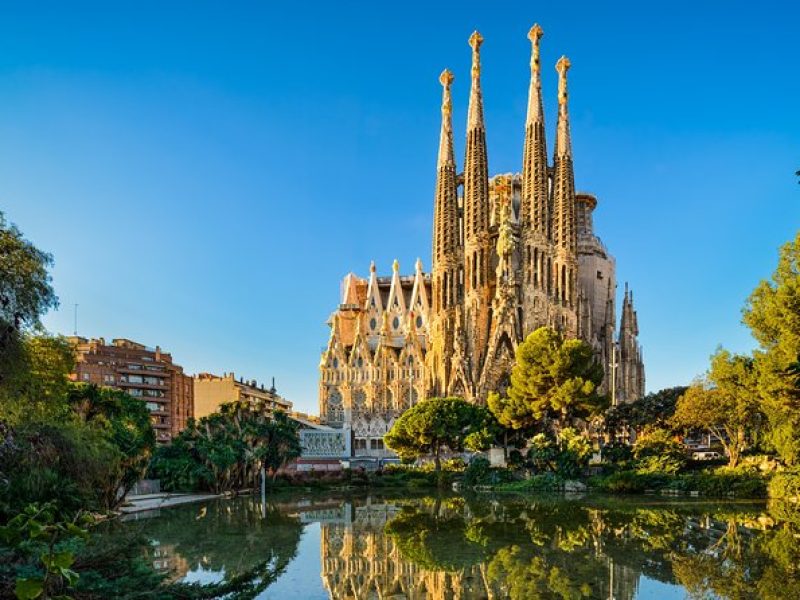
{"left": 121, "top": 492, "right": 221, "bottom": 514}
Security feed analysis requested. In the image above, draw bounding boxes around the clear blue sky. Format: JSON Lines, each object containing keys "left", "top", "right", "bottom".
{"left": 1, "top": 1, "right": 798, "bottom": 414}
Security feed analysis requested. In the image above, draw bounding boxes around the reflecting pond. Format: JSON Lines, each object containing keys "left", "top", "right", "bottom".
{"left": 111, "top": 492, "right": 800, "bottom": 599}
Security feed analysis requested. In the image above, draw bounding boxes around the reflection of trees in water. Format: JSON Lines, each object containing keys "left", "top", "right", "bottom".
{"left": 114, "top": 493, "right": 800, "bottom": 600}
{"left": 319, "top": 495, "right": 800, "bottom": 600}
{"left": 126, "top": 497, "right": 303, "bottom": 595}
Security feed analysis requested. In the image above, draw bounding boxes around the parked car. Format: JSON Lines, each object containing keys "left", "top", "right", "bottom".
{"left": 692, "top": 451, "right": 722, "bottom": 461}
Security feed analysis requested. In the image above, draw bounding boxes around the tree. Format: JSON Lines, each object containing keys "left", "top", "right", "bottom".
{"left": 383, "top": 397, "right": 489, "bottom": 472}
{"left": 0, "top": 335, "right": 74, "bottom": 424}
{"left": 603, "top": 386, "right": 687, "bottom": 440}
{"left": 67, "top": 383, "right": 156, "bottom": 506}
{"left": 743, "top": 232, "right": 800, "bottom": 464}
{"left": 150, "top": 402, "right": 301, "bottom": 494}
{"left": 672, "top": 349, "right": 761, "bottom": 468}
{"left": 632, "top": 428, "right": 687, "bottom": 474}
{"left": 0, "top": 213, "right": 58, "bottom": 359}
{"left": 488, "top": 327, "right": 605, "bottom": 434}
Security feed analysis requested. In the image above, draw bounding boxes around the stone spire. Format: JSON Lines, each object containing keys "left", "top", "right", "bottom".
{"left": 463, "top": 31, "right": 490, "bottom": 249}
{"left": 550, "top": 55, "right": 577, "bottom": 315}
{"left": 521, "top": 24, "right": 549, "bottom": 237}
{"left": 461, "top": 30, "right": 492, "bottom": 388}
{"left": 618, "top": 283, "right": 644, "bottom": 402}
{"left": 432, "top": 69, "right": 460, "bottom": 294}
{"left": 552, "top": 55, "right": 576, "bottom": 254}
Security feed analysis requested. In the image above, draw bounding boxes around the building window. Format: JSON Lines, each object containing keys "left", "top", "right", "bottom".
{"left": 416, "top": 315, "right": 423, "bottom": 328}
{"left": 370, "top": 439, "right": 384, "bottom": 450}
{"left": 354, "top": 438, "right": 367, "bottom": 450}
{"left": 392, "top": 316, "right": 400, "bottom": 330}
{"left": 597, "top": 270, "right": 603, "bottom": 279}
{"left": 370, "top": 318, "right": 377, "bottom": 330}
{"left": 82, "top": 373, "right": 90, "bottom": 381}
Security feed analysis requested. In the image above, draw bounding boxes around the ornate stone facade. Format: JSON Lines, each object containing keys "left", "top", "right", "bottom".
{"left": 319, "top": 26, "right": 645, "bottom": 455}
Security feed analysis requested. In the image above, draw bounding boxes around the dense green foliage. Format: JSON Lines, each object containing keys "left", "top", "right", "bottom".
{"left": 0, "top": 335, "right": 75, "bottom": 425}
{"left": 383, "top": 397, "right": 491, "bottom": 472}
{"left": 0, "top": 502, "right": 91, "bottom": 599}
{"left": 0, "top": 380, "right": 155, "bottom": 517}
{"left": 672, "top": 349, "right": 762, "bottom": 467}
{"left": 591, "top": 469, "right": 768, "bottom": 497}
{"left": 0, "top": 212, "right": 58, "bottom": 361}
{"left": 525, "top": 428, "right": 592, "bottom": 478}
{"left": 743, "top": 232, "right": 800, "bottom": 464}
{"left": 488, "top": 327, "right": 605, "bottom": 433}
{"left": 632, "top": 428, "right": 687, "bottom": 474}
{"left": 768, "top": 470, "right": 800, "bottom": 500}
{"left": 151, "top": 402, "right": 301, "bottom": 493}
{"left": 603, "top": 386, "right": 686, "bottom": 438}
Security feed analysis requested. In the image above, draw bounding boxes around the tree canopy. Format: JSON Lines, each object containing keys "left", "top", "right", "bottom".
{"left": 0, "top": 212, "right": 58, "bottom": 358}
{"left": 672, "top": 349, "right": 761, "bottom": 467}
{"left": 743, "top": 232, "right": 800, "bottom": 464}
{"left": 151, "top": 402, "right": 301, "bottom": 493}
{"left": 487, "top": 327, "right": 605, "bottom": 433}
{"left": 383, "top": 397, "right": 490, "bottom": 471}
{"left": 603, "top": 386, "right": 687, "bottom": 438}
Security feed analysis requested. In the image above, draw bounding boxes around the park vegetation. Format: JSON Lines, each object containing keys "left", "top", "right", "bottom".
{"left": 0, "top": 212, "right": 304, "bottom": 598}
{"left": 150, "top": 402, "right": 301, "bottom": 493}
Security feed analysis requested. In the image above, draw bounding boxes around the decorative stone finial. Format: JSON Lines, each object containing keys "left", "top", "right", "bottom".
{"left": 392, "top": 258, "right": 399, "bottom": 273}
{"left": 528, "top": 24, "right": 543, "bottom": 75}
{"left": 415, "top": 257, "right": 423, "bottom": 272}
{"left": 528, "top": 23, "right": 543, "bottom": 42}
{"left": 439, "top": 68, "right": 454, "bottom": 88}
{"left": 370, "top": 260, "right": 376, "bottom": 273}
{"left": 439, "top": 69, "right": 454, "bottom": 116}
{"left": 469, "top": 31, "right": 483, "bottom": 78}
{"left": 556, "top": 55, "right": 571, "bottom": 106}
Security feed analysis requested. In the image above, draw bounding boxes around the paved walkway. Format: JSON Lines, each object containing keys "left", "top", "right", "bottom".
{"left": 121, "top": 492, "right": 220, "bottom": 514}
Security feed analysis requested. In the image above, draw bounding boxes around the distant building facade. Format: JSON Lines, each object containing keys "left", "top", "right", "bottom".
{"left": 69, "top": 337, "right": 193, "bottom": 443}
{"left": 319, "top": 26, "right": 645, "bottom": 457}
{"left": 193, "top": 372, "right": 292, "bottom": 420}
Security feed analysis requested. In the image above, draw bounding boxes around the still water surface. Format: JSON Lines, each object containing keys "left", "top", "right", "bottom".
{"left": 115, "top": 492, "right": 799, "bottom": 599}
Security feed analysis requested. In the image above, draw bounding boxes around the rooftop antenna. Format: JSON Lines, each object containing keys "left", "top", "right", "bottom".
{"left": 73, "top": 303, "right": 78, "bottom": 336}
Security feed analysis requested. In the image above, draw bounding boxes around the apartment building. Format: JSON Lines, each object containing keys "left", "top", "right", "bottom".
{"left": 69, "top": 337, "right": 193, "bottom": 443}
{"left": 193, "top": 372, "right": 292, "bottom": 420}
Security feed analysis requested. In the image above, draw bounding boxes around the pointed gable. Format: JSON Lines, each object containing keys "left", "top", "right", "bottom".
{"left": 408, "top": 258, "right": 431, "bottom": 330}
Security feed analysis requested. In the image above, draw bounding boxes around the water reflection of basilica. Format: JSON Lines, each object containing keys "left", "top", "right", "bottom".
{"left": 312, "top": 500, "right": 640, "bottom": 600}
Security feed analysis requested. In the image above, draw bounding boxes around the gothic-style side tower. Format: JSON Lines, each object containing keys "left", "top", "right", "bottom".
{"left": 428, "top": 69, "right": 461, "bottom": 397}
{"left": 520, "top": 24, "right": 552, "bottom": 334}
{"left": 551, "top": 56, "right": 578, "bottom": 335}
{"left": 617, "top": 284, "right": 645, "bottom": 403}
{"left": 462, "top": 31, "right": 493, "bottom": 393}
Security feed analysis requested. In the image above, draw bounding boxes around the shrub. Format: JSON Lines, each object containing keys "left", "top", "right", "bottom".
{"left": 463, "top": 457, "right": 491, "bottom": 487}
{"left": 495, "top": 473, "right": 563, "bottom": 493}
{"left": 593, "top": 471, "right": 663, "bottom": 494}
{"left": 601, "top": 442, "right": 633, "bottom": 464}
{"left": 633, "top": 428, "right": 687, "bottom": 474}
{"left": 769, "top": 471, "right": 800, "bottom": 500}
{"left": 526, "top": 434, "right": 558, "bottom": 472}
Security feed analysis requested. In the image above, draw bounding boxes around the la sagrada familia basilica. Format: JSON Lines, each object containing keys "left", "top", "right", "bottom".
{"left": 319, "top": 26, "right": 645, "bottom": 456}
